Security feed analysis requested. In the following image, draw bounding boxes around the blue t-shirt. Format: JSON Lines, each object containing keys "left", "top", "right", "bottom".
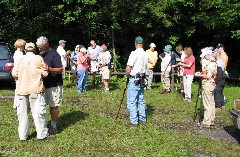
{"left": 40, "top": 48, "right": 63, "bottom": 88}
{"left": 160, "top": 51, "right": 179, "bottom": 65}
{"left": 71, "top": 50, "right": 78, "bottom": 61}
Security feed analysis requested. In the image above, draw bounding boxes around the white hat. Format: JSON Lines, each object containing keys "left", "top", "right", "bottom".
{"left": 200, "top": 47, "right": 212, "bottom": 58}
{"left": 25, "top": 42, "right": 36, "bottom": 52}
{"left": 80, "top": 47, "right": 87, "bottom": 53}
{"left": 149, "top": 43, "right": 156, "bottom": 48}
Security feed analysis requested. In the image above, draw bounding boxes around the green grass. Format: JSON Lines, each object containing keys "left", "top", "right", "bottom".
{"left": 0, "top": 77, "right": 240, "bottom": 157}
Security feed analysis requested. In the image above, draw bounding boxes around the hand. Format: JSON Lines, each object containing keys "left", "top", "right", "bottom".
{"left": 67, "top": 50, "right": 71, "bottom": 55}
{"left": 195, "top": 72, "right": 201, "bottom": 77}
{"left": 43, "top": 63, "right": 49, "bottom": 71}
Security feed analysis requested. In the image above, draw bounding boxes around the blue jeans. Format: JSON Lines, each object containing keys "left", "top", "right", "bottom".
{"left": 77, "top": 70, "right": 88, "bottom": 92}
{"left": 127, "top": 77, "right": 146, "bottom": 124}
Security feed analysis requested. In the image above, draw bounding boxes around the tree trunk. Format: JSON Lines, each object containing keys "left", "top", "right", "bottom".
{"left": 111, "top": 29, "right": 117, "bottom": 72}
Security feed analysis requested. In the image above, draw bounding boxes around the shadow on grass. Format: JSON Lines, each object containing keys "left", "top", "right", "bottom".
{"left": 146, "top": 104, "right": 155, "bottom": 116}
{"left": 58, "top": 110, "right": 89, "bottom": 133}
{"left": 224, "top": 125, "right": 240, "bottom": 145}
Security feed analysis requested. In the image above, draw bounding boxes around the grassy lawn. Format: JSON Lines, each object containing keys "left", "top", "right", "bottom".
{"left": 0, "top": 76, "right": 240, "bottom": 157}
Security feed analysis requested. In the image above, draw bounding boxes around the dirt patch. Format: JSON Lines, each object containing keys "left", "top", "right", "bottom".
{"left": 162, "top": 120, "right": 240, "bottom": 145}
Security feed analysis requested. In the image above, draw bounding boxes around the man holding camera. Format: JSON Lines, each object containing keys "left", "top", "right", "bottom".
{"left": 125, "top": 36, "right": 148, "bottom": 127}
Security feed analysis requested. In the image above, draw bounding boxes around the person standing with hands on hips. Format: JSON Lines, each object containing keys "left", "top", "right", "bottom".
{"left": 125, "top": 36, "right": 148, "bottom": 127}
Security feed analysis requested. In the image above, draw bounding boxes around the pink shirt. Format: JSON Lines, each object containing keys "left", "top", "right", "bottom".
{"left": 77, "top": 53, "right": 89, "bottom": 70}
{"left": 183, "top": 55, "right": 195, "bottom": 75}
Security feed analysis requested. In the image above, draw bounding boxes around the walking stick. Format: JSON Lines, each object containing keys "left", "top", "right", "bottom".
{"left": 115, "top": 77, "right": 129, "bottom": 119}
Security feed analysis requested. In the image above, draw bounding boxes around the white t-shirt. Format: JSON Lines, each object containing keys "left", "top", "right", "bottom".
{"left": 13, "top": 50, "right": 24, "bottom": 66}
{"left": 179, "top": 53, "right": 187, "bottom": 76}
{"left": 161, "top": 54, "right": 171, "bottom": 72}
{"left": 127, "top": 48, "right": 148, "bottom": 76}
{"left": 98, "top": 51, "right": 111, "bottom": 65}
{"left": 87, "top": 45, "right": 100, "bottom": 60}
{"left": 57, "top": 46, "right": 67, "bottom": 67}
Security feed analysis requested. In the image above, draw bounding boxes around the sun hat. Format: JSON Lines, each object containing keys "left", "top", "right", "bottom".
{"left": 200, "top": 47, "right": 212, "bottom": 58}
{"left": 163, "top": 45, "right": 172, "bottom": 53}
{"left": 80, "top": 47, "right": 87, "bottom": 53}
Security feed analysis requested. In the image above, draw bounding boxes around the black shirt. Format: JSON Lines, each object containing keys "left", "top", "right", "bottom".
{"left": 40, "top": 48, "right": 63, "bottom": 88}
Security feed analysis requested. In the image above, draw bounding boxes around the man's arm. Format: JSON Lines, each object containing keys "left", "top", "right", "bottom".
{"left": 125, "top": 65, "right": 131, "bottom": 77}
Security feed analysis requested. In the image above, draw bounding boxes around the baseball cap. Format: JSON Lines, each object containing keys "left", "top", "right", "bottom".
{"left": 163, "top": 45, "right": 172, "bottom": 53}
{"left": 134, "top": 36, "right": 143, "bottom": 44}
{"left": 59, "top": 40, "right": 66, "bottom": 44}
{"left": 149, "top": 43, "right": 156, "bottom": 48}
{"left": 25, "top": 42, "right": 36, "bottom": 52}
{"left": 216, "top": 43, "right": 224, "bottom": 49}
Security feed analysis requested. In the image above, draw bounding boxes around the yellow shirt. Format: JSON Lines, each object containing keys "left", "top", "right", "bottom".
{"left": 146, "top": 49, "right": 158, "bottom": 69}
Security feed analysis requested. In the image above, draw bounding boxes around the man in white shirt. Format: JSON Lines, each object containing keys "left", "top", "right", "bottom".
{"left": 125, "top": 36, "right": 148, "bottom": 127}
{"left": 87, "top": 40, "right": 100, "bottom": 86}
{"left": 160, "top": 45, "right": 172, "bottom": 94}
{"left": 56, "top": 40, "right": 69, "bottom": 79}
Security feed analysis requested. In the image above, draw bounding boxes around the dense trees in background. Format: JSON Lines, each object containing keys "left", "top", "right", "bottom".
{"left": 0, "top": 0, "right": 239, "bottom": 74}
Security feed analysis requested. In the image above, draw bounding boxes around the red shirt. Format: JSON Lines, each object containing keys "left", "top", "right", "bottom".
{"left": 183, "top": 55, "right": 195, "bottom": 75}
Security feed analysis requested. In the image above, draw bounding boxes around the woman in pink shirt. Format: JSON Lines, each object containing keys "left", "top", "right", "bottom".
{"left": 180, "top": 47, "right": 195, "bottom": 103}
{"left": 77, "top": 47, "right": 91, "bottom": 93}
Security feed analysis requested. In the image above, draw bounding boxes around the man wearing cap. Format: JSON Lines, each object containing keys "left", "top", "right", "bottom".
{"left": 217, "top": 43, "right": 228, "bottom": 71}
{"left": 36, "top": 36, "right": 63, "bottom": 134}
{"left": 159, "top": 45, "right": 179, "bottom": 92}
{"left": 12, "top": 42, "right": 51, "bottom": 141}
{"left": 160, "top": 45, "right": 172, "bottom": 94}
{"left": 145, "top": 43, "right": 158, "bottom": 89}
{"left": 87, "top": 40, "right": 101, "bottom": 86}
{"left": 195, "top": 47, "right": 217, "bottom": 128}
{"left": 125, "top": 36, "right": 148, "bottom": 127}
{"left": 212, "top": 48, "right": 225, "bottom": 109}
{"left": 98, "top": 44, "right": 112, "bottom": 92}
{"left": 57, "top": 40, "right": 69, "bottom": 79}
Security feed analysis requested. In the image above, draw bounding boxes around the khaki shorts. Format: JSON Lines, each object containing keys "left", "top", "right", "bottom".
{"left": 102, "top": 67, "right": 110, "bottom": 80}
{"left": 45, "top": 86, "right": 63, "bottom": 107}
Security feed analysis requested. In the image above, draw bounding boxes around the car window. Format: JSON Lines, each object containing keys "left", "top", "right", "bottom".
{"left": 0, "top": 45, "right": 9, "bottom": 59}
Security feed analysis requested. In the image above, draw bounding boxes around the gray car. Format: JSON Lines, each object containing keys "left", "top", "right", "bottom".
{"left": 0, "top": 42, "right": 14, "bottom": 82}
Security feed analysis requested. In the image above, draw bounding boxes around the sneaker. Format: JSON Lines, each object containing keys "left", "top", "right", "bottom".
{"left": 187, "top": 98, "right": 191, "bottom": 103}
{"left": 139, "top": 121, "right": 147, "bottom": 125}
{"left": 48, "top": 127, "right": 58, "bottom": 135}
{"left": 38, "top": 135, "right": 54, "bottom": 141}
{"left": 125, "top": 123, "right": 138, "bottom": 128}
{"left": 160, "top": 89, "right": 166, "bottom": 94}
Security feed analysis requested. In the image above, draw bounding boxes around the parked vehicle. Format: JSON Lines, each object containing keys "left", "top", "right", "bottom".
{"left": 229, "top": 98, "right": 240, "bottom": 129}
{"left": 0, "top": 42, "right": 14, "bottom": 82}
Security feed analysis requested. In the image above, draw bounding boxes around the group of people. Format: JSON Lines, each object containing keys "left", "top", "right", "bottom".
{"left": 68, "top": 40, "right": 112, "bottom": 93}
{"left": 11, "top": 34, "right": 229, "bottom": 139}
{"left": 125, "top": 36, "right": 228, "bottom": 128}
{"left": 12, "top": 37, "right": 63, "bottom": 141}
{"left": 11, "top": 37, "right": 113, "bottom": 141}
